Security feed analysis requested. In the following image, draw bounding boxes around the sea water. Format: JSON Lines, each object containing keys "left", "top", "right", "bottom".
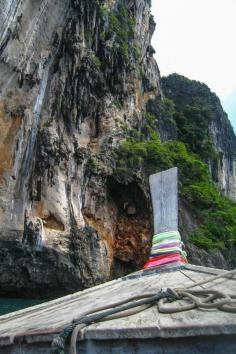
{"left": 0, "top": 298, "right": 45, "bottom": 316}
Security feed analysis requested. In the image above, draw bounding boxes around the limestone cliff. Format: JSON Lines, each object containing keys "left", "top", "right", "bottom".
{"left": 161, "top": 74, "right": 236, "bottom": 269}
{"left": 0, "top": 0, "right": 161, "bottom": 297}
{"left": 162, "top": 74, "right": 236, "bottom": 201}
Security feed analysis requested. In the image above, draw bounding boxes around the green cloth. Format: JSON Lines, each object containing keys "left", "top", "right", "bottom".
{"left": 152, "top": 231, "right": 181, "bottom": 244}
{"left": 151, "top": 247, "right": 182, "bottom": 254}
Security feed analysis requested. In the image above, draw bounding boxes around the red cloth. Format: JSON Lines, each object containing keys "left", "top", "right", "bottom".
{"left": 144, "top": 253, "right": 187, "bottom": 269}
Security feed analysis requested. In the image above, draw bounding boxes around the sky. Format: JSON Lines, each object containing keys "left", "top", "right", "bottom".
{"left": 151, "top": 0, "right": 236, "bottom": 132}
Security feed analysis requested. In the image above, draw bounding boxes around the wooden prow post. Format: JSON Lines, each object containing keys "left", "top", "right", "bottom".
{"left": 144, "top": 167, "right": 186, "bottom": 269}
{"left": 149, "top": 167, "right": 178, "bottom": 234}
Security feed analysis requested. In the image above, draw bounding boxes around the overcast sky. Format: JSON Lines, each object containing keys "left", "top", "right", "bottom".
{"left": 151, "top": 0, "right": 236, "bottom": 131}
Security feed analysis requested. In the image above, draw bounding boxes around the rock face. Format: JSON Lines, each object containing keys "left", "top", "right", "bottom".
{"left": 162, "top": 74, "right": 236, "bottom": 201}
{"left": 210, "top": 110, "right": 236, "bottom": 201}
{"left": 178, "top": 200, "right": 229, "bottom": 270}
{"left": 22, "top": 216, "right": 44, "bottom": 251}
{"left": 0, "top": 0, "right": 159, "bottom": 297}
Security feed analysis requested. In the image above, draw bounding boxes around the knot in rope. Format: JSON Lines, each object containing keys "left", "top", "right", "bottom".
{"left": 158, "top": 288, "right": 236, "bottom": 313}
{"left": 51, "top": 268, "right": 236, "bottom": 354}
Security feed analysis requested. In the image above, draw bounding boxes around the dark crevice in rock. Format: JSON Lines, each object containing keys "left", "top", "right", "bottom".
{"left": 107, "top": 177, "right": 152, "bottom": 275}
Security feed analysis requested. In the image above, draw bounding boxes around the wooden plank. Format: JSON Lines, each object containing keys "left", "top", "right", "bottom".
{"left": 0, "top": 270, "right": 192, "bottom": 343}
{"left": 2, "top": 335, "right": 236, "bottom": 354}
{"left": 181, "top": 269, "right": 236, "bottom": 294}
{"left": 185, "top": 264, "right": 227, "bottom": 275}
{"left": 149, "top": 167, "right": 178, "bottom": 234}
{"left": 0, "top": 267, "right": 236, "bottom": 347}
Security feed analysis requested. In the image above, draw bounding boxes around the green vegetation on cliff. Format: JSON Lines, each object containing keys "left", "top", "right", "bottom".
{"left": 162, "top": 74, "right": 218, "bottom": 161}
{"left": 99, "top": 1, "right": 140, "bottom": 61}
{"left": 117, "top": 88, "right": 236, "bottom": 264}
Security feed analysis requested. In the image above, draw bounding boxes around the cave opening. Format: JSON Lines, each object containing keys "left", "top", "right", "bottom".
{"left": 107, "top": 177, "right": 152, "bottom": 277}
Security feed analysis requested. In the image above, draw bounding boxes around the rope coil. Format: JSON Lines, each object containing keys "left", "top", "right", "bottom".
{"left": 158, "top": 288, "right": 236, "bottom": 313}
{"left": 51, "top": 269, "right": 236, "bottom": 354}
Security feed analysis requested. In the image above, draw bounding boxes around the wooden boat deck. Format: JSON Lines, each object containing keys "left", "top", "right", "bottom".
{"left": 0, "top": 264, "right": 235, "bottom": 349}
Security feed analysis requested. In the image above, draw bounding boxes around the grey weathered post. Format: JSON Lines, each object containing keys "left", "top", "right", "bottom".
{"left": 149, "top": 167, "right": 178, "bottom": 235}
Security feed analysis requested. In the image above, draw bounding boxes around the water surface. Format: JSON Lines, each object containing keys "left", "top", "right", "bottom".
{"left": 0, "top": 298, "right": 45, "bottom": 316}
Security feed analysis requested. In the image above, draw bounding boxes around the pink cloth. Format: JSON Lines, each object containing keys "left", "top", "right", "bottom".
{"left": 144, "top": 253, "right": 187, "bottom": 269}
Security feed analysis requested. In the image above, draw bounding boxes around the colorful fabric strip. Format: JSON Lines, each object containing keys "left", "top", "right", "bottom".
{"left": 144, "top": 230, "right": 187, "bottom": 270}
{"left": 152, "top": 237, "right": 181, "bottom": 246}
{"left": 151, "top": 250, "right": 187, "bottom": 259}
{"left": 154, "top": 236, "right": 183, "bottom": 243}
{"left": 151, "top": 246, "right": 182, "bottom": 254}
{"left": 152, "top": 231, "right": 181, "bottom": 243}
{"left": 152, "top": 242, "right": 181, "bottom": 250}
{"left": 150, "top": 250, "right": 180, "bottom": 258}
{"left": 144, "top": 254, "right": 187, "bottom": 269}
